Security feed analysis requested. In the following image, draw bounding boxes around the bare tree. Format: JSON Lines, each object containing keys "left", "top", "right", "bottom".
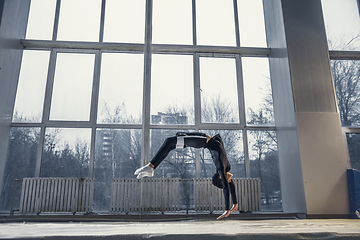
{"left": 329, "top": 35, "right": 360, "bottom": 126}
{"left": 100, "top": 101, "right": 128, "bottom": 124}
{"left": 202, "top": 94, "right": 238, "bottom": 123}
{"left": 332, "top": 59, "right": 360, "bottom": 126}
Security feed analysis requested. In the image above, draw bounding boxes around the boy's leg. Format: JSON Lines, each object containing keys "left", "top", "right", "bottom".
{"left": 135, "top": 137, "right": 176, "bottom": 178}
{"left": 135, "top": 135, "right": 207, "bottom": 178}
{"left": 216, "top": 169, "right": 231, "bottom": 220}
{"left": 150, "top": 137, "right": 177, "bottom": 169}
{"left": 229, "top": 180, "right": 238, "bottom": 212}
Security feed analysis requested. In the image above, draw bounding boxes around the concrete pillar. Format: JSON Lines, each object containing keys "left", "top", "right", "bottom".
{"left": 264, "top": 0, "right": 349, "bottom": 216}
{"left": 0, "top": 0, "right": 30, "bottom": 192}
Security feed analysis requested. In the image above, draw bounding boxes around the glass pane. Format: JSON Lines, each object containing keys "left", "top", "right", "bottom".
{"left": 202, "top": 130, "right": 244, "bottom": 178}
{"left": 196, "top": 0, "right": 236, "bottom": 46}
{"left": 98, "top": 53, "right": 143, "bottom": 124}
{"left": 57, "top": 0, "right": 102, "bottom": 42}
{"left": 94, "top": 129, "right": 142, "bottom": 211}
{"left": 40, "top": 128, "right": 91, "bottom": 177}
{"left": 242, "top": 57, "right": 274, "bottom": 126}
{"left": 322, "top": 0, "right": 360, "bottom": 50}
{"left": 25, "top": 0, "right": 56, "bottom": 40}
{"left": 331, "top": 60, "right": 360, "bottom": 127}
{"left": 103, "top": 0, "right": 145, "bottom": 43}
{"left": 152, "top": 0, "right": 192, "bottom": 45}
{"left": 248, "top": 130, "right": 281, "bottom": 211}
{"left": 237, "top": 0, "right": 267, "bottom": 47}
{"left": 13, "top": 50, "right": 50, "bottom": 122}
{"left": 346, "top": 133, "right": 360, "bottom": 171}
{"left": 200, "top": 57, "right": 239, "bottom": 123}
{"left": 50, "top": 53, "right": 95, "bottom": 121}
{"left": 151, "top": 54, "right": 194, "bottom": 125}
{"left": 0, "top": 127, "right": 39, "bottom": 211}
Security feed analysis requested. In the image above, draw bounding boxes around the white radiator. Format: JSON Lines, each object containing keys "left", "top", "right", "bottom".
{"left": 110, "top": 178, "right": 180, "bottom": 213}
{"left": 19, "top": 178, "right": 94, "bottom": 214}
{"left": 194, "top": 178, "right": 261, "bottom": 212}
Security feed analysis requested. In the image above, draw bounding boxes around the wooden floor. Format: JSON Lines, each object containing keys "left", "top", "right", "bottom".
{"left": 1, "top": 211, "right": 298, "bottom": 223}
{"left": 0, "top": 216, "right": 359, "bottom": 240}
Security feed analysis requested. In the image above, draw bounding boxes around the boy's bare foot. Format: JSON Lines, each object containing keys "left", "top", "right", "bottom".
{"left": 230, "top": 203, "right": 238, "bottom": 213}
{"left": 216, "top": 210, "right": 230, "bottom": 220}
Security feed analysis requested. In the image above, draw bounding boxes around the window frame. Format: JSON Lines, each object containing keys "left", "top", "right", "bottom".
{"left": 14, "top": 0, "right": 274, "bottom": 180}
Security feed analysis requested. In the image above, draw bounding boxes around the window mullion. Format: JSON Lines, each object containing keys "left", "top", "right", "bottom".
{"left": 89, "top": 52, "right": 101, "bottom": 127}
{"left": 194, "top": 54, "right": 201, "bottom": 127}
{"left": 141, "top": 0, "right": 153, "bottom": 166}
{"left": 192, "top": 0, "right": 197, "bottom": 46}
{"left": 52, "top": 0, "right": 61, "bottom": 41}
{"left": 88, "top": 51, "right": 102, "bottom": 178}
{"left": 35, "top": 126, "right": 45, "bottom": 177}
{"left": 99, "top": 0, "right": 106, "bottom": 42}
{"left": 193, "top": 53, "right": 201, "bottom": 177}
{"left": 243, "top": 129, "right": 250, "bottom": 178}
{"left": 233, "top": 0, "right": 241, "bottom": 47}
{"left": 193, "top": 0, "right": 200, "bottom": 177}
{"left": 35, "top": 49, "right": 57, "bottom": 177}
{"left": 42, "top": 50, "right": 57, "bottom": 125}
{"left": 236, "top": 55, "right": 246, "bottom": 126}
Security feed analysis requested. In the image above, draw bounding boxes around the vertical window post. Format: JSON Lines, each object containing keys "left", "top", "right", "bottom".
{"left": 141, "top": 0, "right": 153, "bottom": 166}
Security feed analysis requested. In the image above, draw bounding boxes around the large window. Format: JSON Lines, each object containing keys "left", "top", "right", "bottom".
{"left": 103, "top": 0, "right": 145, "bottom": 43}
{"left": 40, "top": 128, "right": 91, "bottom": 177}
{"left": 322, "top": 0, "right": 360, "bottom": 51}
{"left": 151, "top": 54, "right": 194, "bottom": 125}
{"left": 322, "top": 0, "right": 360, "bottom": 171}
{"left": 12, "top": 50, "right": 50, "bottom": 122}
{"left": 242, "top": 57, "right": 273, "bottom": 125}
{"left": 331, "top": 60, "right": 360, "bottom": 127}
{"left": 152, "top": 0, "right": 192, "bottom": 45}
{"left": 94, "top": 129, "right": 142, "bottom": 211}
{"left": 200, "top": 57, "right": 239, "bottom": 123}
{"left": 248, "top": 130, "right": 279, "bottom": 210}
{"left": 25, "top": 0, "right": 56, "bottom": 40}
{"left": 98, "top": 53, "right": 144, "bottom": 124}
{"left": 50, "top": 53, "right": 95, "bottom": 121}
{"left": 57, "top": 0, "right": 102, "bottom": 42}
{"left": 1, "top": 0, "right": 280, "bottom": 212}
{"left": 196, "top": 0, "right": 236, "bottom": 46}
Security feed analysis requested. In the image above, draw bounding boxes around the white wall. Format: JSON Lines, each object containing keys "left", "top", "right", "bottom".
{"left": 265, "top": 0, "right": 349, "bottom": 216}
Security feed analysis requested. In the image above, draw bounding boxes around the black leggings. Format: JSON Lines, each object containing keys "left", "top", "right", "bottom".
{"left": 150, "top": 136, "right": 207, "bottom": 168}
{"left": 217, "top": 169, "right": 238, "bottom": 210}
{"left": 150, "top": 135, "right": 237, "bottom": 210}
